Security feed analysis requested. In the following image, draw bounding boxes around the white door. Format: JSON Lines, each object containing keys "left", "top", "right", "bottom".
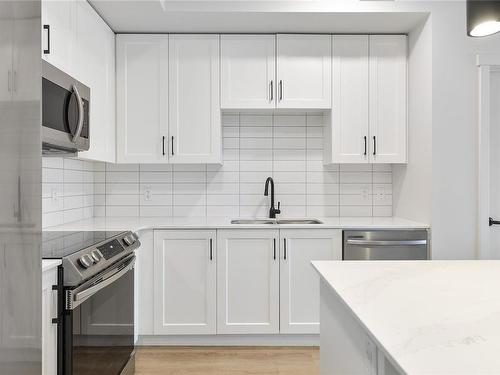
{"left": 41, "top": 0, "right": 75, "bottom": 74}
{"left": 369, "top": 35, "right": 407, "bottom": 163}
{"left": 221, "top": 35, "right": 276, "bottom": 109}
{"left": 217, "top": 229, "right": 279, "bottom": 334}
{"left": 276, "top": 34, "right": 331, "bottom": 109}
{"left": 75, "top": 0, "right": 116, "bottom": 163}
{"left": 42, "top": 267, "right": 58, "bottom": 375}
{"left": 116, "top": 34, "right": 168, "bottom": 163}
{"left": 280, "top": 229, "right": 342, "bottom": 334}
{"left": 153, "top": 230, "right": 216, "bottom": 335}
{"left": 0, "top": 20, "right": 12, "bottom": 102}
{"left": 328, "top": 35, "right": 369, "bottom": 164}
{"left": 168, "top": 34, "right": 221, "bottom": 164}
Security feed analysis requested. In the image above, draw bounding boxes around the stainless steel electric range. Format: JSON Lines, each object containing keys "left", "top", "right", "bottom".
{"left": 42, "top": 230, "right": 141, "bottom": 375}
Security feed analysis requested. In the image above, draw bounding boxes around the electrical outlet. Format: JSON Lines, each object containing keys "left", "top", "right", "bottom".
{"left": 144, "top": 186, "right": 152, "bottom": 201}
{"left": 51, "top": 188, "right": 58, "bottom": 203}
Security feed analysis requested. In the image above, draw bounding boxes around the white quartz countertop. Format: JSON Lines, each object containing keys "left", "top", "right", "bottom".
{"left": 42, "top": 259, "right": 61, "bottom": 273}
{"left": 44, "top": 216, "right": 428, "bottom": 233}
{"left": 313, "top": 260, "right": 500, "bottom": 375}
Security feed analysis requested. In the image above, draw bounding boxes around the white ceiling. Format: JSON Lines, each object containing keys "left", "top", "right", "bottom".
{"left": 89, "top": 0, "right": 428, "bottom": 33}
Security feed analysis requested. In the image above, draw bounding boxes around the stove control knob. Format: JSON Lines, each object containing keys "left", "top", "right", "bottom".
{"left": 91, "top": 249, "right": 103, "bottom": 262}
{"left": 123, "top": 234, "right": 136, "bottom": 246}
{"left": 78, "top": 254, "right": 94, "bottom": 269}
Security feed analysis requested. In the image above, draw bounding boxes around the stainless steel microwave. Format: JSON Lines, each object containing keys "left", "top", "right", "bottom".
{"left": 42, "top": 61, "right": 90, "bottom": 154}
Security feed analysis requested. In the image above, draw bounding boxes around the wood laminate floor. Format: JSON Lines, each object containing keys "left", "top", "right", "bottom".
{"left": 135, "top": 346, "right": 319, "bottom": 375}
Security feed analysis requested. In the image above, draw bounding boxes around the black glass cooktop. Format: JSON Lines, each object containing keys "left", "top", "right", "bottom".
{"left": 42, "top": 231, "right": 123, "bottom": 259}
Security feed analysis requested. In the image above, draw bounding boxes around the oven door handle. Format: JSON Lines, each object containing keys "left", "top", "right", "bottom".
{"left": 69, "top": 255, "right": 135, "bottom": 310}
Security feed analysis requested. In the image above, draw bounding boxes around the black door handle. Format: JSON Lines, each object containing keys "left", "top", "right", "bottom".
{"left": 43, "top": 25, "right": 50, "bottom": 54}
{"left": 364, "top": 136, "right": 367, "bottom": 156}
{"left": 490, "top": 217, "right": 500, "bottom": 226}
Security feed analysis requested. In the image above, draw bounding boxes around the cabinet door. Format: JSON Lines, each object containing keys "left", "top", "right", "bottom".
{"left": 41, "top": 0, "right": 75, "bottom": 74}
{"left": 154, "top": 230, "right": 216, "bottom": 335}
{"left": 369, "top": 35, "right": 407, "bottom": 163}
{"left": 327, "top": 36, "right": 369, "bottom": 164}
{"left": 276, "top": 34, "right": 331, "bottom": 109}
{"left": 116, "top": 34, "right": 168, "bottom": 163}
{"left": 42, "top": 267, "right": 58, "bottom": 375}
{"left": 221, "top": 35, "right": 275, "bottom": 109}
{"left": 75, "top": 1, "right": 116, "bottom": 162}
{"left": 168, "top": 34, "right": 221, "bottom": 164}
{"left": 0, "top": 20, "right": 12, "bottom": 102}
{"left": 217, "top": 229, "right": 279, "bottom": 334}
{"left": 280, "top": 229, "right": 342, "bottom": 334}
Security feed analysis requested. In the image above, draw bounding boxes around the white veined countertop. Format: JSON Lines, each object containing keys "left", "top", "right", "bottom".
{"left": 313, "top": 260, "right": 500, "bottom": 375}
{"left": 42, "top": 259, "right": 62, "bottom": 273}
{"left": 43, "top": 216, "right": 428, "bottom": 233}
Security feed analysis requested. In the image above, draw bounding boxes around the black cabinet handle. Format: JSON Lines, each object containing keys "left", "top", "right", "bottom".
{"left": 490, "top": 217, "right": 500, "bottom": 226}
{"left": 364, "top": 136, "right": 367, "bottom": 156}
{"left": 43, "top": 25, "right": 50, "bottom": 54}
{"left": 270, "top": 80, "right": 273, "bottom": 101}
{"left": 209, "top": 239, "right": 213, "bottom": 260}
{"left": 279, "top": 80, "right": 283, "bottom": 101}
{"left": 162, "top": 136, "right": 165, "bottom": 155}
{"left": 171, "top": 136, "right": 174, "bottom": 156}
{"left": 273, "top": 239, "right": 276, "bottom": 260}
{"left": 283, "top": 238, "right": 287, "bottom": 260}
{"left": 373, "top": 136, "right": 377, "bottom": 156}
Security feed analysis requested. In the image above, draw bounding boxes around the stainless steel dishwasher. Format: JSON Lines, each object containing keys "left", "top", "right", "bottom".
{"left": 343, "top": 230, "right": 429, "bottom": 260}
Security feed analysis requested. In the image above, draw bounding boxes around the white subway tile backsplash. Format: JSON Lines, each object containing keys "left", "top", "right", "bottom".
{"left": 43, "top": 113, "right": 393, "bottom": 227}
{"left": 273, "top": 137, "right": 306, "bottom": 149}
{"left": 42, "top": 157, "right": 99, "bottom": 228}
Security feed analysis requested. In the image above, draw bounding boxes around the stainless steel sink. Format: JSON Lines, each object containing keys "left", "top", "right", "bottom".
{"left": 230, "top": 219, "right": 276, "bottom": 225}
{"left": 277, "top": 219, "right": 323, "bottom": 224}
{"left": 230, "top": 218, "right": 323, "bottom": 225}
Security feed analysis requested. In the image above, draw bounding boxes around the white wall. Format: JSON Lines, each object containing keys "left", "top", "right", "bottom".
{"left": 427, "top": 2, "right": 500, "bottom": 259}
{"left": 393, "top": 15, "right": 432, "bottom": 228}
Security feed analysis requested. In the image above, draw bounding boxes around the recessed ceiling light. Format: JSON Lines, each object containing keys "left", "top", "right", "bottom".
{"left": 467, "top": 0, "right": 500, "bottom": 37}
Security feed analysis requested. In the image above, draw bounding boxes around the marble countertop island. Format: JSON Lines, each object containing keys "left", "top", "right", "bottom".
{"left": 313, "top": 260, "right": 500, "bottom": 374}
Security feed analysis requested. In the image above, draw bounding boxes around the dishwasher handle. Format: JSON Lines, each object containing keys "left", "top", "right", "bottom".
{"left": 346, "top": 239, "right": 427, "bottom": 246}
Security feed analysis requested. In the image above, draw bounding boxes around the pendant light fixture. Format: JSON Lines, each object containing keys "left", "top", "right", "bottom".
{"left": 467, "top": 0, "right": 500, "bottom": 37}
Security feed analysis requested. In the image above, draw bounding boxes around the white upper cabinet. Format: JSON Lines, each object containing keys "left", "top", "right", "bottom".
{"left": 116, "top": 34, "right": 169, "bottom": 163}
{"left": 369, "top": 35, "right": 407, "bottom": 163}
{"left": 41, "top": 0, "right": 75, "bottom": 75}
{"left": 168, "top": 34, "right": 221, "bottom": 164}
{"left": 75, "top": 0, "right": 116, "bottom": 163}
{"left": 279, "top": 229, "right": 342, "bottom": 334}
{"left": 221, "top": 35, "right": 276, "bottom": 109}
{"left": 276, "top": 34, "right": 331, "bottom": 109}
{"left": 154, "top": 230, "right": 216, "bottom": 335}
{"left": 326, "top": 35, "right": 369, "bottom": 164}
{"left": 217, "top": 229, "right": 280, "bottom": 334}
{"left": 326, "top": 34, "right": 407, "bottom": 164}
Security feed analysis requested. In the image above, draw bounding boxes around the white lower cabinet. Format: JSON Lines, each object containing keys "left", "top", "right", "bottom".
{"left": 42, "top": 266, "right": 58, "bottom": 375}
{"left": 146, "top": 228, "right": 343, "bottom": 341}
{"left": 216, "top": 229, "right": 280, "bottom": 334}
{"left": 153, "top": 230, "right": 217, "bottom": 335}
{"left": 279, "top": 229, "right": 342, "bottom": 334}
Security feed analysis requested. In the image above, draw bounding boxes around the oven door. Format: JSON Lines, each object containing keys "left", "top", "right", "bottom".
{"left": 42, "top": 61, "right": 90, "bottom": 153}
{"left": 63, "top": 255, "right": 135, "bottom": 375}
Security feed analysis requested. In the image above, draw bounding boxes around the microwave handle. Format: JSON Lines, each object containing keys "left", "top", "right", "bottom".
{"left": 71, "top": 84, "right": 84, "bottom": 143}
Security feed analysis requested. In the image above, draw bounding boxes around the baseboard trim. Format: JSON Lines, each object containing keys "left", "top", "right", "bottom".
{"left": 137, "top": 334, "right": 319, "bottom": 346}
